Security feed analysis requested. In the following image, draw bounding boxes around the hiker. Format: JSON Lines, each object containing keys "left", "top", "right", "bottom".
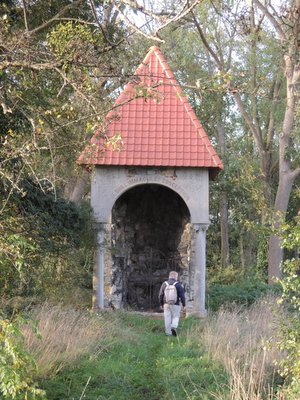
{"left": 158, "top": 271, "right": 185, "bottom": 337}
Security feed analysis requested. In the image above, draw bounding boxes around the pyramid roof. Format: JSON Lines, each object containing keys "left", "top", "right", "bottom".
{"left": 78, "top": 46, "right": 223, "bottom": 177}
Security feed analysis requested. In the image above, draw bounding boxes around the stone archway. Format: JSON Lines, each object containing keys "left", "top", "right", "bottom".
{"left": 109, "top": 184, "right": 191, "bottom": 311}
{"left": 92, "top": 166, "right": 210, "bottom": 316}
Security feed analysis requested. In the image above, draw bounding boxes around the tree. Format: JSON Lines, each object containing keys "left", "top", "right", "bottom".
{"left": 178, "top": 0, "right": 300, "bottom": 282}
{"left": 253, "top": 0, "right": 300, "bottom": 282}
{"left": 0, "top": 0, "right": 202, "bottom": 203}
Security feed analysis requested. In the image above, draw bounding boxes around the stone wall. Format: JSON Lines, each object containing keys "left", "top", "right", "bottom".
{"left": 104, "top": 184, "right": 192, "bottom": 311}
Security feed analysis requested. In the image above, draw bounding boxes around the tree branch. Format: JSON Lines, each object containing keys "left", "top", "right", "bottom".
{"left": 28, "top": 0, "right": 83, "bottom": 36}
{"left": 155, "top": 0, "right": 201, "bottom": 36}
{"left": 190, "top": 9, "right": 223, "bottom": 70}
{"left": 117, "top": 0, "right": 162, "bottom": 22}
{"left": 22, "top": 0, "right": 29, "bottom": 31}
{"left": 230, "top": 87, "right": 263, "bottom": 152}
{"left": 293, "top": 66, "right": 300, "bottom": 83}
{"left": 0, "top": 166, "right": 25, "bottom": 214}
{"left": 0, "top": 88, "right": 12, "bottom": 114}
{"left": 266, "top": 76, "right": 281, "bottom": 150}
{"left": 249, "top": 5, "right": 262, "bottom": 139}
{"left": 88, "top": 0, "right": 113, "bottom": 45}
{"left": 54, "top": 67, "right": 98, "bottom": 114}
{"left": 183, "top": 7, "right": 270, "bottom": 156}
{"left": 52, "top": 17, "right": 98, "bottom": 26}
{"left": 290, "top": 167, "right": 300, "bottom": 181}
{"left": 0, "top": 61, "right": 61, "bottom": 71}
{"left": 253, "top": 0, "right": 285, "bottom": 40}
{"left": 113, "top": 2, "right": 164, "bottom": 42}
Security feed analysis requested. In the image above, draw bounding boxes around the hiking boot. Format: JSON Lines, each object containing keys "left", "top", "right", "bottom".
{"left": 171, "top": 328, "right": 177, "bottom": 337}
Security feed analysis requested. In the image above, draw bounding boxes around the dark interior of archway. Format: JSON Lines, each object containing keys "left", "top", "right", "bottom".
{"left": 111, "top": 184, "right": 190, "bottom": 311}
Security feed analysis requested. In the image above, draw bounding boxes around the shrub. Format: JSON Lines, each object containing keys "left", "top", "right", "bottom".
{"left": 0, "top": 179, "right": 95, "bottom": 306}
{"left": 0, "top": 316, "right": 46, "bottom": 399}
{"left": 206, "top": 280, "right": 279, "bottom": 311}
{"left": 207, "top": 265, "right": 243, "bottom": 286}
{"left": 277, "top": 214, "right": 300, "bottom": 391}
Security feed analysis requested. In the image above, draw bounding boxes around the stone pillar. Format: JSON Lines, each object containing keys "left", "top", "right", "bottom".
{"left": 93, "top": 223, "right": 107, "bottom": 310}
{"left": 191, "top": 223, "right": 209, "bottom": 317}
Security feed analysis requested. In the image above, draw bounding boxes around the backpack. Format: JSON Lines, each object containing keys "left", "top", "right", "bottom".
{"left": 164, "top": 281, "right": 178, "bottom": 305}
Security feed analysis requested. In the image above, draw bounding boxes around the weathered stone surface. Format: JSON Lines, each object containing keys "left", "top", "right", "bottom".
{"left": 92, "top": 166, "right": 210, "bottom": 316}
{"left": 104, "top": 184, "right": 192, "bottom": 311}
{"left": 91, "top": 166, "right": 209, "bottom": 223}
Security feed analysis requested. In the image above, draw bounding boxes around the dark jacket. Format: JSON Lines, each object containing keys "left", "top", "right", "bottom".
{"left": 159, "top": 278, "right": 185, "bottom": 307}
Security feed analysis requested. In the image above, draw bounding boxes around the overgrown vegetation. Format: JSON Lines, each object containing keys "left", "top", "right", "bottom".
{"left": 199, "top": 295, "right": 284, "bottom": 399}
{"left": 0, "top": 316, "right": 46, "bottom": 399}
{"left": 25, "top": 309, "right": 228, "bottom": 399}
{"left": 0, "top": 180, "right": 95, "bottom": 313}
{"left": 1, "top": 298, "right": 292, "bottom": 399}
{"left": 23, "top": 304, "right": 115, "bottom": 377}
{"left": 276, "top": 215, "right": 300, "bottom": 398}
{"left": 207, "top": 281, "right": 274, "bottom": 311}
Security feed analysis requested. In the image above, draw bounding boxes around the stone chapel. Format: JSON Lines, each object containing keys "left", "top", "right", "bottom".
{"left": 78, "top": 46, "right": 223, "bottom": 317}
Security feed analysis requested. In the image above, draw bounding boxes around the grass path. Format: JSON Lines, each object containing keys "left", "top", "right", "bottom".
{"left": 41, "top": 313, "right": 228, "bottom": 400}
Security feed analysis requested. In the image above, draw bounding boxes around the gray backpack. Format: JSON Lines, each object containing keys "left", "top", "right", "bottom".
{"left": 164, "top": 281, "right": 178, "bottom": 305}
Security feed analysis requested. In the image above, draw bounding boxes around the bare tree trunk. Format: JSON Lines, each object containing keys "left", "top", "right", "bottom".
{"left": 216, "top": 122, "right": 230, "bottom": 268}
{"left": 267, "top": 98, "right": 297, "bottom": 282}
{"left": 267, "top": 53, "right": 300, "bottom": 282}
{"left": 240, "top": 231, "right": 246, "bottom": 271}
{"left": 220, "top": 193, "right": 230, "bottom": 267}
{"left": 65, "top": 169, "right": 90, "bottom": 205}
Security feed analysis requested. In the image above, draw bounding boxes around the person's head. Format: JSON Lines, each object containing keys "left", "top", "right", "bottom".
{"left": 169, "top": 271, "right": 178, "bottom": 280}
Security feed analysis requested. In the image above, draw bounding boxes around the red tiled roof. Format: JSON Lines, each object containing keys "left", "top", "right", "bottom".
{"left": 78, "top": 46, "right": 223, "bottom": 176}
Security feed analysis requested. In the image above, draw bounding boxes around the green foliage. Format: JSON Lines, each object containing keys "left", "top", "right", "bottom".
{"left": 279, "top": 379, "right": 300, "bottom": 400}
{"left": 207, "top": 281, "right": 277, "bottom": 311}
{"left": 207, "top": 265, "right": 243, "bottom": 286}
{"left": 0, "top": 0, "right": 132, "bottom": 209}
{"left": 0, "top": 178, "right": 94, "bottom": 309}
{"left": 256, "top": 235, "right": 269, "bottom": 278}
{"left": 277, "top": 215, "right": 300, "bottom": 386}
{"left": 47, "top": 22, "right": 103, "bottom": 61}
{"left": 0, "top": 317, "right": 46, "bottom": 399}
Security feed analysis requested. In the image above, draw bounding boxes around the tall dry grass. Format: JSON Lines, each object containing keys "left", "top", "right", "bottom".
{"left": 22, "top": 304, "right": 117, "bottom": 376}
{"left": 188, "top": 295, "right": 285, "bottom": 399}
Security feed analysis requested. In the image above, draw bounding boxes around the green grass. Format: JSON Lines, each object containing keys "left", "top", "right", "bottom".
{"left": 40, "top": 313, "right": 229, "bottom": 400}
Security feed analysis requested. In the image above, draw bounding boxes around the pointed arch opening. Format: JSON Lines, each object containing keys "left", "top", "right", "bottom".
{"left": 109, "top": 184, "right": 191, "bottom": 311}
